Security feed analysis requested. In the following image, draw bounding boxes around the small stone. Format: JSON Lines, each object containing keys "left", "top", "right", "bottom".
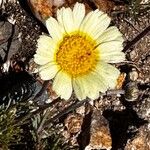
{"left": 125, "top": 137, "right": 145, "bottom": 150}
{"left": 125, "top": 126, "right": 150, "bottom": 150}
{"left": 53, "top": 0, "right": 65, "bottom": 7}
{"left": 93, "top": 0, "right": 114, "bottom": 13}
{"left": 125, "top": 82, "right": 139, "bottom": 101}
{"left": 133, "top": 93, "right": 150, "bottom": 120}
{"left": 65, "top": 113, "right": 83, "bottom": 134}
{"left": 129, "top": 68, "right": 139, "bottom": 81}
{"left": 76, "top": 105, "right": 85, "bottom": 116}
{"left": 27, "top": 0, "right": 53, "bottom": 23}
{"left": 85, "top": 109, "right": 112, "bottom": 150}
{"left": 62, "top": 130, "right": 70, "bottom": 140}
{"left": 129, "top": 50, "right": 138, "bottom": 61}
{"left": 0, "top": 22, "right": 21, "bottom": 60}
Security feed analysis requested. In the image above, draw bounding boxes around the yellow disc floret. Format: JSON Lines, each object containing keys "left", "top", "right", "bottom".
{"left": 56, "top": 34, "right": 99, "bottom": 77}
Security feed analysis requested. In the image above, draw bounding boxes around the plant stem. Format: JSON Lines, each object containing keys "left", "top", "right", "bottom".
{"left": 123, "top": 25, "right": 150, "bottom": 52}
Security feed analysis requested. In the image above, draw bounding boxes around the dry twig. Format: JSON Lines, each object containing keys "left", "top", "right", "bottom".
{"left": 123, "top": 25, "right": 150, "bottom": 52}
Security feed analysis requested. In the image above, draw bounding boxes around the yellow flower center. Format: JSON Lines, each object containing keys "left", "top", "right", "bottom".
{"left": 56, "top": 34, "right": 99, "bottom": 77}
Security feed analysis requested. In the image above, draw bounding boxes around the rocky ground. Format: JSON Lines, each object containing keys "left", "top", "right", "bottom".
{"left": 0, "top": 0, "right": 149, "bottom": 150}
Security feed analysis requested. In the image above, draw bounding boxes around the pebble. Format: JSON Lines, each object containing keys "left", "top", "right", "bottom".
{"left": 129, "top": 50, "right": 138, "bottom": 61}
{"left": 128, "top": 68, "right": 139, "bottom": 81}
{"left": 27, "top": 0, "right": 52, "bottom": 23}
{"left": 65, "top": 113, "right": 83, "bottom": 134}
{"left": 85, "top": 109, "right": 112, "bottom": 150}
{"left": 125, "top": 126, "right": 150, "bottom": 150}
{"left": 125, "top": 81, "right": 139, "bottom": 101}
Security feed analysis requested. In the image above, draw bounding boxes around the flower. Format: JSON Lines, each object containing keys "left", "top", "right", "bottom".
{"left": 34, "top": 2, "right": 125, "bottom": 100}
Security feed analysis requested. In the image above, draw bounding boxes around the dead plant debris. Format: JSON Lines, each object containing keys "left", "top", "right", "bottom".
{"left": 0, "top": 0, "right": 149, "bottom": 149}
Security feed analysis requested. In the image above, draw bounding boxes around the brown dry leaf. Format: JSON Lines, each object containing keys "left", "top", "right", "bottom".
{"left": 27, "top": 0, "right": 53, "bottom": 23}
{"left": 27, "top": 0, "right": 94, "bottom": 24}
{"left": 116, "top": 73, "right": 126, "bottom": 89}
{"left": 65, "top": 113, "right": 83, "bottom": 134}
{"left": 93, "top": 0, "right": 114, "bottom": 13}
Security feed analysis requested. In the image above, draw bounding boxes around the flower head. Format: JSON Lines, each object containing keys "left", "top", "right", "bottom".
{"left": 34, "top": 2, "right": 125, "bottom": 100}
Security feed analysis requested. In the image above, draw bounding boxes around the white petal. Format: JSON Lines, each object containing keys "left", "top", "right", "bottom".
{"left": 97, "top": 26, "right": 124, "bottom": 43}
{"left": 90, "top": 71, "right": 108, "bottom": 93}
{"left": 80, "top": 10, "right": 111, "bottom": 40}
{"left": 100, "top": 52, "right": 125, "bottom": 63}
{"left": 80, "top": 10, "right": 100, "bottom": 32}
{"left": 98, "top": 41, "right": 123, "bottom": 52}
{"left": 92, "top": 14, "right": 111, "bottom": 39}
{"left": 81, "top": 73, "right": 100, "bottom": 100}
{"left": 36, "top": 35, "right": 56, "bottom": 61}
{"left": 97, "top": 41, "right": 125, "bottom": 63}
{"left": 37, "top": 35, "right": 53, "bottom": 50}
{"left": 39, "top": 63, "right": 59, "bottom": 80}
{"left": 73, "top": 72, "right": 107, "bottom": 100}
{"left": 53, "top": 71, "right": 72, "bottom": 100}
{"left": 34, "top": 54, "right": 51, "bottom": 65}
{"left": 95, "top": 62, "right": 120, "bottom": 89}
{"left": 62, "top": 7, "right": 74, "bottom": 33}
{"left": 73, "top": 78, "right": 86, "bottom": 100}
{"left": 46, "top": 17, "right": 64, "bottom": 41}
{"left": 73, "top": 2, "right": 85, "bottom": 29}
{"left": 57, "top": 7, "right": 64, "bottom": 28}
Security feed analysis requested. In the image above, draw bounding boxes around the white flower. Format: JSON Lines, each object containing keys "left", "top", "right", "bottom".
{"left": 34, "top": 2, "right": 125, "bottom": 100}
